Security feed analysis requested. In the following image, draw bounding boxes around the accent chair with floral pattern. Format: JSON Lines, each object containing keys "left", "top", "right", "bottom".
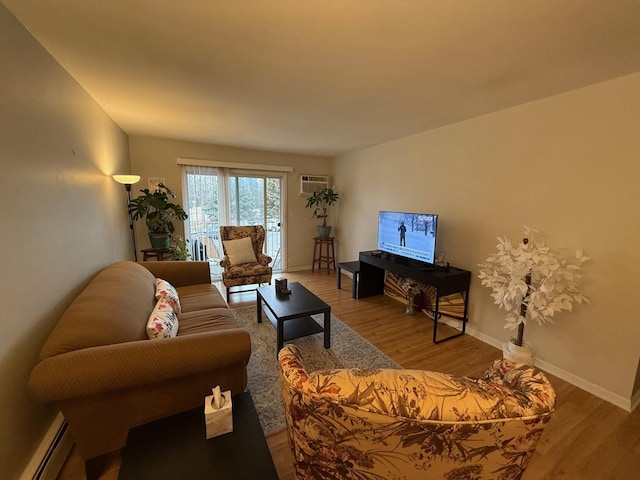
{"left": 219, "top": 225, "right": 273, "bottom": 301}
{"left": 278, "top": 344, "right": 555, "bottom": 480}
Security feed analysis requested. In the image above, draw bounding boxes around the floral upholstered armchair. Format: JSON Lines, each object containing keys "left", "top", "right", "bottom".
{"left": 278, "top": 344, "right": 555, "bottom": 480}
{"left": 219, "top": 225, "right": 272, "bottom": 301}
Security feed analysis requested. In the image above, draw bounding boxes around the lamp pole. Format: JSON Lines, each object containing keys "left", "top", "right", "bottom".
{"left": 113, "top": 175, "right": 141, "bottom": 261}
{"left": 124, "top": 183, "right": 138, "bottom": 261}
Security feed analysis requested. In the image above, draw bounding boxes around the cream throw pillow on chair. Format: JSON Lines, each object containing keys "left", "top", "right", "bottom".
{"left": 223, "top": 237, "right": 258, "bottom": 266}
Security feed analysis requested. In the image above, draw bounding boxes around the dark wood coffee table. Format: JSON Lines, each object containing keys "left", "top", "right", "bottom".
{"left": 257, "top": 282, "right": 331, "bottom": 352}
{"left": 118, "top": 391, "right": 277, "bottom": 480}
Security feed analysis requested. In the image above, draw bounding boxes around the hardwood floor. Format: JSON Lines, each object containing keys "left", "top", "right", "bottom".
{"left": 57, "top": 269, "right": 640, "bottom": 480}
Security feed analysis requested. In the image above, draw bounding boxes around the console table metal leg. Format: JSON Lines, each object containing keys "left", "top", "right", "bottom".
{"left": 433, "top": 290, "right": 468, "bottom": 344}
{"left": 352, "top": 271, "right": 359, "bottom": 299}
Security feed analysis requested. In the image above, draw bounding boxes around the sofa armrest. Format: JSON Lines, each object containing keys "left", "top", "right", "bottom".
{"left": 140, "top": 261, "right": 211, "bottom": 287}
{"left": 29, "top": 328, "right": 250, "bottom": 402}
{"left": 482, "top": 359, "right": 556, "bottom": 411}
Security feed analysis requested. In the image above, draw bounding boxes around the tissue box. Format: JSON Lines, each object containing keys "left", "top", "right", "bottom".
{"left": 204, "top": 390, "right": 233, "bottom": 439}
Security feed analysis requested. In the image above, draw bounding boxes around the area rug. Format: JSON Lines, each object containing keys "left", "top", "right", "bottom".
{"left": 231, "top": 306, "right": 401, "bottom": 436}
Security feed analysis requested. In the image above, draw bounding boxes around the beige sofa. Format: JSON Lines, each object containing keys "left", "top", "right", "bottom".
{"left": 28, "top": 260, "right": 251, "bottom": 466}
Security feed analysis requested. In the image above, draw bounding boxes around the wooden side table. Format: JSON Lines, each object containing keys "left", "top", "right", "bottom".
{"left": 141, "top": 247, "right": 174, "bottom": 261}
{"left": 312, "top": 236, "right": 335, "bottom": 274}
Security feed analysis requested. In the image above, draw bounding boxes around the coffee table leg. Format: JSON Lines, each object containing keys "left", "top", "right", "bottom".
{"left": 324, "top": 310, "right": 331, "bottom": 348}
{"left": 256, "top": 294, "right": 262, "bottom": 323}
{"left": 277, "top": 318, "right": 284, "bottom": 353}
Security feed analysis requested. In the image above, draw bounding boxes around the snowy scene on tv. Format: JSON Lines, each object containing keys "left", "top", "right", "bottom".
{"left": 377, "top": 211, "right": 437, "bottom": 263}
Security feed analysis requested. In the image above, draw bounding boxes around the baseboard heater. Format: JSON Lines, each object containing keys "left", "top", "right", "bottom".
{"left": 21, "top": 413, "right": 73, "bottom": 480}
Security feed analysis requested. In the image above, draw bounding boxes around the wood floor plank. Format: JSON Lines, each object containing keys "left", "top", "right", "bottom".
{"left": 57, "top": 269, "right": 639, "bottom": 480}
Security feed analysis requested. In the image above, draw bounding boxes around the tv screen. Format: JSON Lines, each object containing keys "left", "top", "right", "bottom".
{"left": 377, "top": 211, "right": 438, "bottom": 264}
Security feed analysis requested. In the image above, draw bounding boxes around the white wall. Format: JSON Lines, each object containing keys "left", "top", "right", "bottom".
{"left": 0, "top": 5, "right": 131, "bottom": 478}
{"left": 334, "top": 72, "right": 640, "bottom": 408}
{"left": 129, "top": 136, "right": 332, "bottom": 270}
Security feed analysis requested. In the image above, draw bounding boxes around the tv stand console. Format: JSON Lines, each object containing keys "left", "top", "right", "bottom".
{"left": 358, "top": 251, "right": 471, "bottom": 343}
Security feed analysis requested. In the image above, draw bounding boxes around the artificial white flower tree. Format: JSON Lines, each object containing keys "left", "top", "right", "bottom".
{"left": 478, "top": 227, "right": 589, "bottom": 347}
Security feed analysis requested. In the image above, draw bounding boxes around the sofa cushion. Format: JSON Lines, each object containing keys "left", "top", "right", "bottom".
{"left": 39, "top": 261, "right": 156, "bottom": 359}
{"left": 177, "top": 308, "right": 238, "bottom": 335}
{"left": 223, "top": 237, "right": 257, "bottom": 266}
{"left": 147, "top": 298, "right": 179, "bottom": 339}
{"left": 155, "top": 278, "right": 181, "bottom": 313}
{"left": 177, "top": 284, "right": 228, "bottom": 312}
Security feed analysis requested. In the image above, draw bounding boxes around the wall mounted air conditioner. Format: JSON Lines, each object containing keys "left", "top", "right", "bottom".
{"left": 300, "top": 174, "right": 329, "bottom": 196}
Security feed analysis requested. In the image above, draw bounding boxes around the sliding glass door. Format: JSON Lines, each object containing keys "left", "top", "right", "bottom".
{"left": 183, "top": 166, "right": 283, "bottom": 278}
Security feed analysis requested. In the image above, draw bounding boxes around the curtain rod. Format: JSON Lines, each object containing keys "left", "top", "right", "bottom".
{"left": 177, "top": 157, "right": 293, "bottom": 172}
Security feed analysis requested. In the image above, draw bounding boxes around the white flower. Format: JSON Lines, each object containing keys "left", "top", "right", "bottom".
{"left": 478, "top": 227, "right": 589, "bottom": 331}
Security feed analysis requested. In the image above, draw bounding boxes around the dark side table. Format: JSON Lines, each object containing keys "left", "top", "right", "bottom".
{"left": 337, "top": 261, "right": 360, "bottom": 298}
{"left": 118, "top": 391, "right": 278, "bottom": 480}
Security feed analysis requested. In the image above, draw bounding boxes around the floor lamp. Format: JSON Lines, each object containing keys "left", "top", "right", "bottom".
{"left": 113, "top": 174, "right": 141, "bottom": 261}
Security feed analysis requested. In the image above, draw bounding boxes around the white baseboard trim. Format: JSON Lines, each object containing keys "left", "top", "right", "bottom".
{"left": 286, "top": 265, "right": 313, "bottom": 272}
{"left": 21, "top": 413, "right": 73, "bottom": 480}
{"left": 455, "top": 320, "right": 634, "bottom": 412}
{"left": 534, "top": 357, "right": 632, "bottom": 412}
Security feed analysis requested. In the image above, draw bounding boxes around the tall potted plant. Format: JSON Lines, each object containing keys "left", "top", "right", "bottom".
{"left": 129, "top": 183, "right": 188, "bottom": 249}
{"left": 478, "top": 227, "right": 589, "bottom": 364}
{"left": 305, "top": 187, "right": 339, "bottom": 238}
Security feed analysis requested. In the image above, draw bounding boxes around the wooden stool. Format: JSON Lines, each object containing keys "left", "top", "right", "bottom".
{"left": 337, "top": 261, "right": 360, "bottom": 298}
{"left": 312, "top": 237, "right": 335, "bottom": 274}
{"left": 141, "top": 247, "right": 173, "bottom": 261}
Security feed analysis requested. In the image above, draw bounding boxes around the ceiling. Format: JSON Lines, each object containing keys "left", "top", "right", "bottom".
{"left": 4, "top": 0, "right": 640, "bottom": 157}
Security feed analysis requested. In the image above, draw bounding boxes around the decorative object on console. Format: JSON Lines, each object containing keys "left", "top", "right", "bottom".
{"left": 129, "top": 183, "right": 188, "bottom": 249}
{"left": 478, "top": 226, "right": 589, "bottom": 364}
{"left": 113, "top": 174, "right": 141, "bottom": 261}
{"left": 398, "top": 277, "right": 420, "bottom": 315}
{"left": 385, "top": 273, "right": 465, "bottom": 319}
{"left": 304, "top": 187, "right": 339, "bottom": 238}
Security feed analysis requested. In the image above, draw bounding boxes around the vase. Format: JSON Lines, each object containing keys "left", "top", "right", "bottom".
{"left": 149, "top": 232, "right": 171, "bottom": 249}
{"left": 405, "top": 290, "right": 417, "bottom": 315}
{"left": 317, "top": 225, "right": 332, "bottom": 238}
{"left": 502, "top": 340, "right": 536, "bottom": 366}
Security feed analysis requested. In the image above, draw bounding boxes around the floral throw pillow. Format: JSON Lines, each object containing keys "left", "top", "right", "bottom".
{"left": 146, "top": 298, "right": 179, "bottom": 339}
{"left": 155, "top": 278, "right": 181, "bottom": 313}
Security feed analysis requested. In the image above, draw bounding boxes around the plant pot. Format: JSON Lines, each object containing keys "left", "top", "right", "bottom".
{"left": 149, "top": 232, "right": 171, "bottom": 249}
{"left": 317, "top": 225, "right": 332, "bottom": 238}
{"left": 502, "top": 339, "right": 536, "bottom": 366}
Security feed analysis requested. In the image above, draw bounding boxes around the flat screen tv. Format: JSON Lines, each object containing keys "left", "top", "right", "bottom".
{"left": 377, "top": 210, "right": 438, "bottom": 264}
